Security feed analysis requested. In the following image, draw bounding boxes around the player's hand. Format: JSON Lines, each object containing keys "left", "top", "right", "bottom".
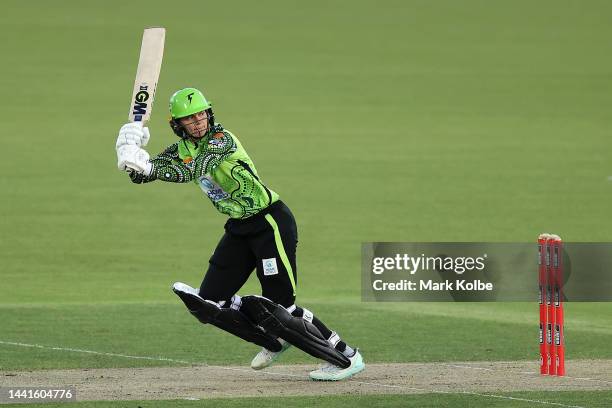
{"left": 122, "top": 147, "right": 153, "bottom": 176}
{"left": 115, "top": 122, "right": 151, "bottom": 149}
{"left": 117, "top": 144, "right": 140, "bottom": 171}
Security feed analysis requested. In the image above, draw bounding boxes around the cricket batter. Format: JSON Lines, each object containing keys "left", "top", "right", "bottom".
{"left": 115, "top": 88, "right": 364, "bottom": 380}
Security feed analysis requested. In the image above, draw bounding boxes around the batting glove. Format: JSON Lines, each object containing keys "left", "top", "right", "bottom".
{"left": 117, "top": 145, "right": 153, "bottom": 176}
{"left": 124, "top": 147, "right": 153, "bottom": 176}
{"left": 115, "top": 122, "right": 151, "bottom": 149}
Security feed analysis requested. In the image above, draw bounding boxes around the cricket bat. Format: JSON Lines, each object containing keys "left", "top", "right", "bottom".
{"left": 128, "top": 27, "right": 165, "bottom": 123}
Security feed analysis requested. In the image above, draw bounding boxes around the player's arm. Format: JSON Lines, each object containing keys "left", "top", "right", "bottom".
{"left": 192, "top": 130, "right": 237, "bottom": 177}
{"left": 147, "top": 143, "right": 194, "bottom": 183}
{"left": 116, "top": 123, "right": 194, "bottom": 184}
{"left": 127, "top": 143, "right": 195, "bottom": 184}
{"left": 143, "top": 129, "right": 236, "bottom": 182}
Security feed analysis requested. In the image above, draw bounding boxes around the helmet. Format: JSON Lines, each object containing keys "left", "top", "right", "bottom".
{"left": 168, "top": 88, "right": 215, "bottom": 139}
{"left": 169, "top": 88, "right": 212, "bottom": 119}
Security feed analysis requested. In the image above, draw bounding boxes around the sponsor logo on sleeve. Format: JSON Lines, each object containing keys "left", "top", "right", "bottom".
{"left": 208, "top": 138, "right": 226, "bottom": 148}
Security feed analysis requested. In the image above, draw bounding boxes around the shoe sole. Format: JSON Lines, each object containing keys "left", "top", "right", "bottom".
{"left": 309, "top": 363, "right": 365, "bottom": 381}
{"left": 251, "top": 345, "right": 292, "bottom": 370}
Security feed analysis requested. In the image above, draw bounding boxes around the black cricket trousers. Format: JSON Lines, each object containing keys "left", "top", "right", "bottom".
{"left": 199, "top": 200, "right": 298, "bottom": 307}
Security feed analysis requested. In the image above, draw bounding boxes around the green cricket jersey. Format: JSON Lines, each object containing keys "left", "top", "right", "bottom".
{"left": 129, "top": 124, "right": 279, "bottom": 219}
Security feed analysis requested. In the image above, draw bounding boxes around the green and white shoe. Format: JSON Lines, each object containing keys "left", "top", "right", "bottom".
{"left": 250, "top": 340, "right": 291, "bottom": 370}
{"left": 309, "top": 349, "right": 365, "bottom": 381}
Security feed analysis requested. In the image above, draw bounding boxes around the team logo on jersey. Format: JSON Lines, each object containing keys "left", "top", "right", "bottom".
{"left": 183, "top": 156, "right": 195, "bottom": 170}
{"left": 197, "top": 175, "right": 229, "bottom": 202}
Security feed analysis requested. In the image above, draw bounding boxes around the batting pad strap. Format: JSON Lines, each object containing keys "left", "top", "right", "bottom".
{"left": 230, "top": 294, "right": 242, "bottom": 311}
{"left": 328, "top": 331, "right": 341, "bottom": 347}
{"left": 301, "top": 308, "right": 314, "bottom": 323}
{"left": 264, "top": 214, "right": 296, "bottom": 296}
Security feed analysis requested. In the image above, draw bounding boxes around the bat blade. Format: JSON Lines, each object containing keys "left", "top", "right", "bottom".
{"left": 128, "top": 27, "right": 165, "bottom": 123}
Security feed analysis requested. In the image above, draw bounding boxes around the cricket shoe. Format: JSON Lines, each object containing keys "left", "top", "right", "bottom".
{"left": 251, "top": 340, "right": 292, "bottom": 370}
{"left": 309, "top": 349, "right": 365, "bottom": 381}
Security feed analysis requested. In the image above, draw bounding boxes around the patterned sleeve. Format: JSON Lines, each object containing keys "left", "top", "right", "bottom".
{"left": 128, "top": 143, "right": 194, "bottom": 184}
{"left": 192, "top": 131, "right": 238, "bottom": 177}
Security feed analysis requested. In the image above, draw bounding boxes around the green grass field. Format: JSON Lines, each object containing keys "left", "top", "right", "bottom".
{"left": 1, "top": 0, "right": 611, "bottom": 407}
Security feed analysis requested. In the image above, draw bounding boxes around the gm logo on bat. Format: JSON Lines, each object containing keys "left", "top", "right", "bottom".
{"left": 132, "top": 85, "right": 150, "bottom": 121}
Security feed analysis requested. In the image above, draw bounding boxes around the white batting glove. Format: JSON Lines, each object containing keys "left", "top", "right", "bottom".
{"left": 117, "top": 144, "right": 140, "bottom": 171}
{"left": 115, "top": 122, "right": 151, "bottom": 149}
{"left": 124, "top": 147, "right": 153, "bottom": 176}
